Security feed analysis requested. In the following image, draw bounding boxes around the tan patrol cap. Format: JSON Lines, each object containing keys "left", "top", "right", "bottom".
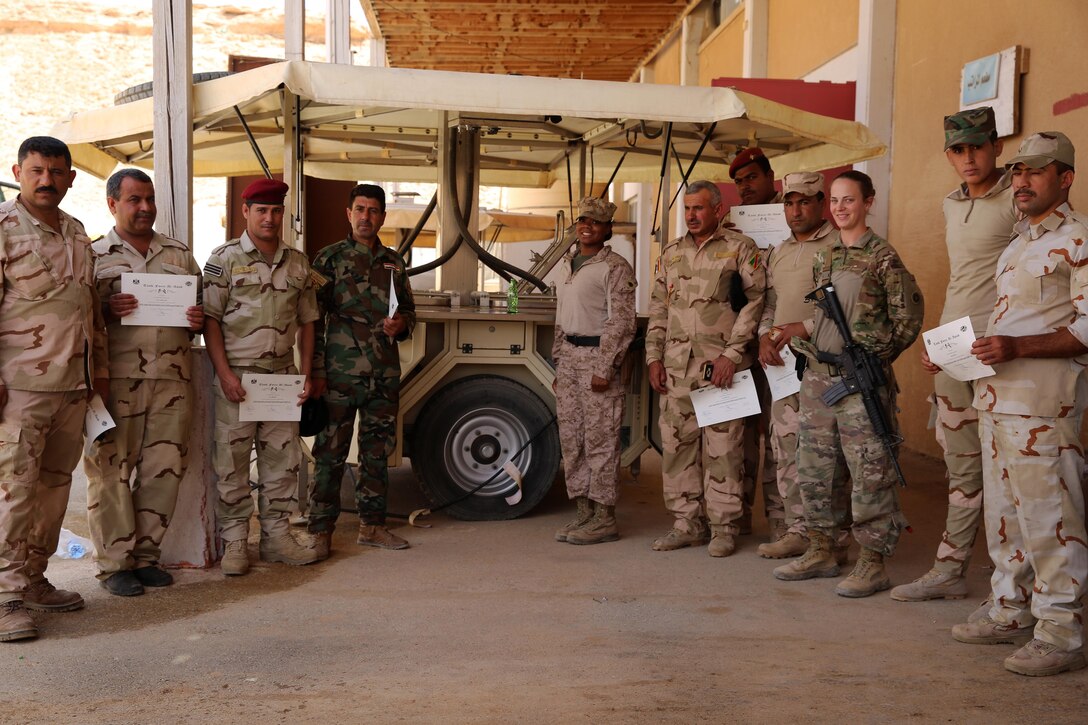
{"left": 1005, "top": 131, "right": 1076, "bottom": 170}
{"left": 943, "top": 107, "right": 996, "bottom": 150}
{"left": 781, "top": 171, "right": 824, "bottom": 198}
{"left": 576, "top": 196, "right": 616, "bottom": 223}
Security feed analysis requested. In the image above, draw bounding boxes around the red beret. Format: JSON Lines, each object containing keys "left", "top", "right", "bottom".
{"left": 729, "top": 147, "right": 767, "bottom": 179}
{"left": 242, "top": 178, "right": 289, "bottom": 205}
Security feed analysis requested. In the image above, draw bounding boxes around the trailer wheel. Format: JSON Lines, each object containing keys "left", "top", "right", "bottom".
{"left": 113, "top": 71, "right": 232, "bottom": 105}
{"left": 411, "top": 375, "right": 559, "bottom": 520}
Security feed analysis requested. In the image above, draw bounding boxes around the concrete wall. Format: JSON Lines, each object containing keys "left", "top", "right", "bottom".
{"left": 888, "top": 0, "right": 1088, "bottom": 457}
{"left": 698, "top": 6, "right": 744, "bottom": 84}
{"left": 767, "top": 0, "right": 857, "bottom": 78}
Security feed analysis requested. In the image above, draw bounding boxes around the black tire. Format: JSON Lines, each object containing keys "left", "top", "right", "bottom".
{"left": 411, "top": 375, "right": 559, "bottom": 521}
{"left": 113, "top": 71, "right": 232, "bottom": 105}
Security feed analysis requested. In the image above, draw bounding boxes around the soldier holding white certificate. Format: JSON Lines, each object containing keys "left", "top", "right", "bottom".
{"left": 202, "top": 178, "right": 320, "bottom": 576}
{"left": 85, "top": 169, "right": 203, "bottom": 597}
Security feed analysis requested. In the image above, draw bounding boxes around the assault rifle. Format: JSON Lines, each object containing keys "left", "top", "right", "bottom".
{"left": 805, "top": 284, "right": 907, "bottom": 487}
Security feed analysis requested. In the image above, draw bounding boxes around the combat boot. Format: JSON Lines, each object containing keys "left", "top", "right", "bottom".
{"left": 358, "top": 524, "right": 410, "bottom": 550}
{"left": 967, "top": 595, "right": 994, "bottom": 624}
{"left": 767, "top": 518, "right": 788, "bottom": 544}
{"left": 0, "top": 600, "right": 38, "bottom": 642}
{"left": 312, "top": 529, "right": 334, "bottom": 562}
{"left": 1004, "top": 639, "right": 1087, "bottom": 677}
{"left": 707, "top": 526, "right": 736, "bottom": 558}
{"left": 835, "top": 548, "right": 891, "bottom": 598}
{"left": 221, "top": 539, "right": 250, "bottom": 576}
{"left": 773, "top": 530, "right": 840, "bottom": 580}
{"left": 260, "top": 532, "right": 320, "bottom": 565}
{"left": 757, "top": 531, "right": 808, "bottom": 559}
{"left": 23, "top": 579, "right": 84, "bottom": 612}
{"left": 651, "top": 526, "right": 710, "bottom": 552}
{"left": 951, "top": 616, "right": 1033, "bottom": 645}
{"left": 554, "top": 497, "right": 593, "bottom": 542}
{"left": 567, "top": 502, "right": 619, "bottom": 545}
{"left": 889, "top": 568, "right": 968, "bottom": 602}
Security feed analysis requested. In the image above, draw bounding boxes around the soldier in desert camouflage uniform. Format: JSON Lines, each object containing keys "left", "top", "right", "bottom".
{"left": 552, "top": 197, "right": 636, "bottom": 545}
{"left": 646, "top": 180, "right": 766, "bottom": 558}
{"left": 773, "top": 171, "right": 923, "bottom": 597}
{"left": 202, "top": 178, "right": 319, "bottom": 576}
{"left": 950, "top": 132, "right": 1088, "bottom": 678}
{"left": 0, "top": 137, "right": 108, "bottom": 642}
{"left": 756, "top": 172, "right": 849, "bottom": 562}
{"left": 307, "top": 184, "right": 415, "bottom": 558}
{"left": 84, "top": 169, "right": 204, "bottom": 597}
{"left": 728, "top": 147, "right": 784, "bottom": 540}
{"left": 891, "top": 108, "right": 1017, "bottom": 612}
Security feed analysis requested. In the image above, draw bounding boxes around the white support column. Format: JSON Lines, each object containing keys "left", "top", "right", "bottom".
{"left": 742, "top": 0, "right": 768, "bottom": 78}
{"left": 436, "top": 118, "right": 481, "bottom": 296}
{"left": 369, "top": 37, "right": 387, "bottom": 67}
{"left": 854, "top": 0, "right": 896, "bottom": 237}
{"left": 679, "top": 13, "right": 705, "bottom": 86}
{"left": 283, "top": 90, "right": 303, "bottom": 251}
{"left": 635, "top": 182, "right": 654, "bottom": 314}
{"left": 151, "top": 0, "right": 192, "bottom": 247}
{"left": 285, "top": 0, "right": 305, "bottom": 61}
{"left": 151, "top": 1, "right": 219, "bottom": 568}
{"left": 326, "top": 0, "right": 351, "bottom": 64}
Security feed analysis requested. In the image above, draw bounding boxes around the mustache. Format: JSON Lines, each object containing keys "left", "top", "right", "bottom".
{"left": 35, "top": 185, "right": 58, "bottom": 194}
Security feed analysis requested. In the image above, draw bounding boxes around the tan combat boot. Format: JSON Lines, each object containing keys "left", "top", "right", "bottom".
{"left": 889, "top": 568, "right": 968, "bottom": 602}
{"left": 835, "top": 548, "right": 891, "bottom": 597}
{"left": 221, "top": 539, "right": 250, "bottom": 576}
{"left": 707, "top": 526, "right": 736, "bottom": 558}
{"left": 767, "top": 518, "right": 788, "bottom": 544}
{"left": 651, "top": 525, "right": 710, "bottom": 552}
{"left": 0, "top": 600, "right": 38, "bottom": 642}
{"left": 773, "top": 530, "right": 840, "bottom": 580}
{"left": 567, "top": 501, "right": 619, "bottom": 545}
{"left": 555, "top": 497, "right": 593, "bottom": 542}
{"left": 358, "top": 524, "right": 410, "bottom": 550}
{"left": 312, "top": 529, "right": 334, "bottom": 562}
{"left": 260, "top": 532, "right": 320, "bottom": 565}
{"left": 1004, "top": 639, "right": 1087, "bottom": 677}
{"left": 757, "top": 531, "right": 808, "bottom": 559}
{"left": 23, "top": 579, "right": 84, "bottom": 613}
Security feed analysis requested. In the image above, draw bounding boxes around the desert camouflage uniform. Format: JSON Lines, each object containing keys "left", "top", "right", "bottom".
{"left": 975, "top": 203, "right": 1088, "bottom": 652}
{"left": 553, "top": 245, "right": 636, "bottom": 506}
{"left": 728, "top": 194, "right": 785, "bottom": 528}
{"left": 929, "top": 176, "right": 1016, "bottom": 575}
{"left": 308, "top": 236, "right": 415, "bottom": 533}
{"left": 84, "top": 230, "right": 200, "bottom": 580}
{"left": 646, "top": 227, "right": 765, "bottom": 535}
{"left": 758, "top": 220, "right": 840, "bottom": 535}
{"left": 0, "top": 198, "right": 108, "bottom": 603}
{"left": 202, "top": 231, "right": 319, "bottom": 541}
{"left": 792, "top": 230, "right": 923, "bottom": 556}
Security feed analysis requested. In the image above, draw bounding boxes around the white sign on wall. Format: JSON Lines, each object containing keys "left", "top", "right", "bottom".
{"left": 959, "top": 46, "right": 1025, "bottom": 139}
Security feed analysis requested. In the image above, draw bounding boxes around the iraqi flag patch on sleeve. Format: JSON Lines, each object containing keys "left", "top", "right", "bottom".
{"left": 204, "top": 261, "right": 224, "bottom": 277}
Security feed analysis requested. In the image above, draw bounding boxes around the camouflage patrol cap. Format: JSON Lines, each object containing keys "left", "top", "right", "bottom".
{"left": 943, "top": 107, "right": 996, "bottom": 150}
{"left": 781, "top": 171, "right": 824, "bottom": 198}
{"left": 576, "top": 196, "right": 616, "bottom": 223}
{"left": 1005, "top": 131, "right": 1076, "bottom": 170}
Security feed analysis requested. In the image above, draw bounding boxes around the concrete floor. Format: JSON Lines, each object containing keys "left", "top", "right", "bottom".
{"left": 5, "top": 451, "right": 1086, "bottom": 724}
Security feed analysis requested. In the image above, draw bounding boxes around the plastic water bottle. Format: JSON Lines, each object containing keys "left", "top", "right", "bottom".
{"left": 54, "top": 528, "right": 92, "bottom": 559}
{"left": 506, "top": 279, "right": 519, "bottom": 314}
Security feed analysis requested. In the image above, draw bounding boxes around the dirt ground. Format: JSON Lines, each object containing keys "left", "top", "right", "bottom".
{"left": 3, "top": 450, "right": 1086, "bottom": 724}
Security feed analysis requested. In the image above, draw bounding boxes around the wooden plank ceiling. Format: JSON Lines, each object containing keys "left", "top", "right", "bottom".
{"left": 358, "top": 0, "right": 693, "bottom": 82}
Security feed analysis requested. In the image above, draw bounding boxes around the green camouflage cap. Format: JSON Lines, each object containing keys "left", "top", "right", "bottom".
{"left": 943, "top": 107, "right": 996, "bottom": 150}
{"left": 781, "top": 171, "right": 824, "bottom": 198}
{"left": 576, "top": 196, "right": 616, "bottom": 223}
{"left": 1005, "top": 131, "right": 1076, "bottom": 170}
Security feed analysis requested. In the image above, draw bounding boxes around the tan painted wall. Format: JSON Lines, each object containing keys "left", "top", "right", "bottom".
{"left": 698, "top": 7, "right": 744, "bottom": 84}
{"left": 652, "top": 33, "right": 682, "bottom": 86}
{"left": 889, "top": 0, "right": 1088, "bottom": 458}
{"left": 768, "top": 0, "right": 857, "bottom": 78}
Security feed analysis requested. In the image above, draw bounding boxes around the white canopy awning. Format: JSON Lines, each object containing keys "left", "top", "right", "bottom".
{"left": 51, "top": 60, "right": 885, "bottom": 186}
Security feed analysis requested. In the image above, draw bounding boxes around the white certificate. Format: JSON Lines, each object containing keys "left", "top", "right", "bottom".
{"left": 84, "top": 394, "right": 116, "bottom": 456}
{"left": 923, "top": 316, "right": 995, "bottom": 382}
{"left": 688, "top": 369, "right": 761, "bottom": 428}
{"left": 730, "top": 203, "right": 791, "bottom": 249}
{"left": 121, "top": 272, "right": 198, "bottom": 327}
{"left": 766, "top": 346, "right": 803, "bottom": 402}
{"left": 238, "top": 374, "right": 305, "bottom": 422}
